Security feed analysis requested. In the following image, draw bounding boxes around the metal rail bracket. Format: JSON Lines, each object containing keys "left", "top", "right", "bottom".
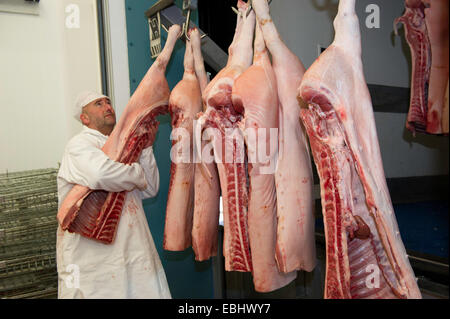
{"left": 145, "top": 0, "right": 228, "bottom": 71}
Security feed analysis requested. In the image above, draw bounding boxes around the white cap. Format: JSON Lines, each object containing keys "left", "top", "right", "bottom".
{"left": 74, "top": 90, "right": 109, "bottom": 122}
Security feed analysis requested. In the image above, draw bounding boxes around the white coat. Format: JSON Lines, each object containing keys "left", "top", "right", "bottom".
{"left": 56, "top": 126, "right": 171, "bottom": 299}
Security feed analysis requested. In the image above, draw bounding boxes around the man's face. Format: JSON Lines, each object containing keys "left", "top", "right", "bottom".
{"left": 81, "top": 97, "right": 116, "bottom": 135}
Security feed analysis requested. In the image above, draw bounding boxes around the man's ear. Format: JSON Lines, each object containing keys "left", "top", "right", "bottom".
{"left": 80, "top": 113, "right": 90, "bottom": 126}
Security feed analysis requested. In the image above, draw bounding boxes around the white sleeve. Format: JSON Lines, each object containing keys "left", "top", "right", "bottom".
{"left": 138, "top": 146, "right": 160, "bottom": 200}
{"left": 63, "top": 136, "right": 148, "bottom": 192}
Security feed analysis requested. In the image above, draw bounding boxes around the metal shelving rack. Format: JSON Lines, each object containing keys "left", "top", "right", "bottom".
{"left": 0, "top": 168, "right": 59, "bottom": 299}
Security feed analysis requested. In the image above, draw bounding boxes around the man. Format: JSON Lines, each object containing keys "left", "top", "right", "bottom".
{"left": 56, "top": 91, "right": 171, "bottom": 299}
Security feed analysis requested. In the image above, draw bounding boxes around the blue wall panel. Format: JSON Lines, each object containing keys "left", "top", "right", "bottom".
{"left": 125, "top": 0, "right": 213, "bottom": 298}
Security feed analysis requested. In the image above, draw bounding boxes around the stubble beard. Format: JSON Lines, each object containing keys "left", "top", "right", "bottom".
{"left": 96, "top": 115, "right": 116, "bottom": 135}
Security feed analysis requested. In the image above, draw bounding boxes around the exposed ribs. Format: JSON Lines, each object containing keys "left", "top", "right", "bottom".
{"left": 201, "top": 108, "right": 252, "bottom": 272}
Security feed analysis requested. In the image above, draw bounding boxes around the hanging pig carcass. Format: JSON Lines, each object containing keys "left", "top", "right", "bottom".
{"left": 190, "top": 28, "right": 221, "bottom": 261}
{"left": 164, "top": 38, "right": 203, "bottom": 251}
{"left": 232, "top": 20, "right": 297, "bottom": 292}
{"left": 395, "top": 0, "right": 449, "bottom": 135}
{"left": 252, "top": 0, "right": 317, "bottom": 274}
{"left": 298, "top": 0, "right": 421, "bottom": 298}
{"left": 196, "top": 0, "right": 255, "bottom": 272}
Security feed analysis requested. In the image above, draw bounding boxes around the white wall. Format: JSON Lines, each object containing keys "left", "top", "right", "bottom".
{"left": 271, "top": 0, "right": 411, "bottom": 87}
{"left": 102, "top": 0, "right": 130, "bottom": 119}
{"left": 270, "top": 0, "right": 448, "bottom": 178}
{"left": 0, "top": 0, "right": 103, "bottom": 173}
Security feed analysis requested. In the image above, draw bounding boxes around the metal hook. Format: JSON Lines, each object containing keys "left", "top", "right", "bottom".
{"left": 245, "top": 0, "right": 253, "bottom": 17}
{"left": 181, "top": 6, "right": 207, "bottom": 41}
{"left": 182, "top": 8, "right": 192, "bottom": 40}
{"left": 161, "top": 22, "right": 169, "bottom": 33}
{"left": 162, "top": 21, "right": 205, "bottom": 41}
{"left": 231, "top": 6, "right": 240, "bottom": 16}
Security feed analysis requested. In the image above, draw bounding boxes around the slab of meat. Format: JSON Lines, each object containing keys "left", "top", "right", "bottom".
{"left": 394, "top": 0, "right": 431, "bottom": 133}
{"left": 57, "top": 25, "right": 181, "bottom": 244}
{"left": 232, "top": 21, "right": 297, "bottom": 292}
{"left": 163, "top": 39, "right": 202, "bottom": 251}
{"left": 197, "top": 0, "right": 255, "bottom": 272}
{"left": 423, "top": 0, "right": 449, "bottom": 134}
{"left": 298, "top": 0, "right": 421, "bottom": 299}
{"left": 190, "top": 28, "right": 221, "bottom": 261}
{"left": 395, "top": 0, "right": 449, "bottom": 135}
{"left": 252, "top": 0, "right": 316, "bottom": 273}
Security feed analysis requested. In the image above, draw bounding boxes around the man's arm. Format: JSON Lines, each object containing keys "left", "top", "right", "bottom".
{"left": 138, "top": 146, "right": 160, "bottom": 200}
{"left": 63, "top": 136, "right": 148, "bottom": 192}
